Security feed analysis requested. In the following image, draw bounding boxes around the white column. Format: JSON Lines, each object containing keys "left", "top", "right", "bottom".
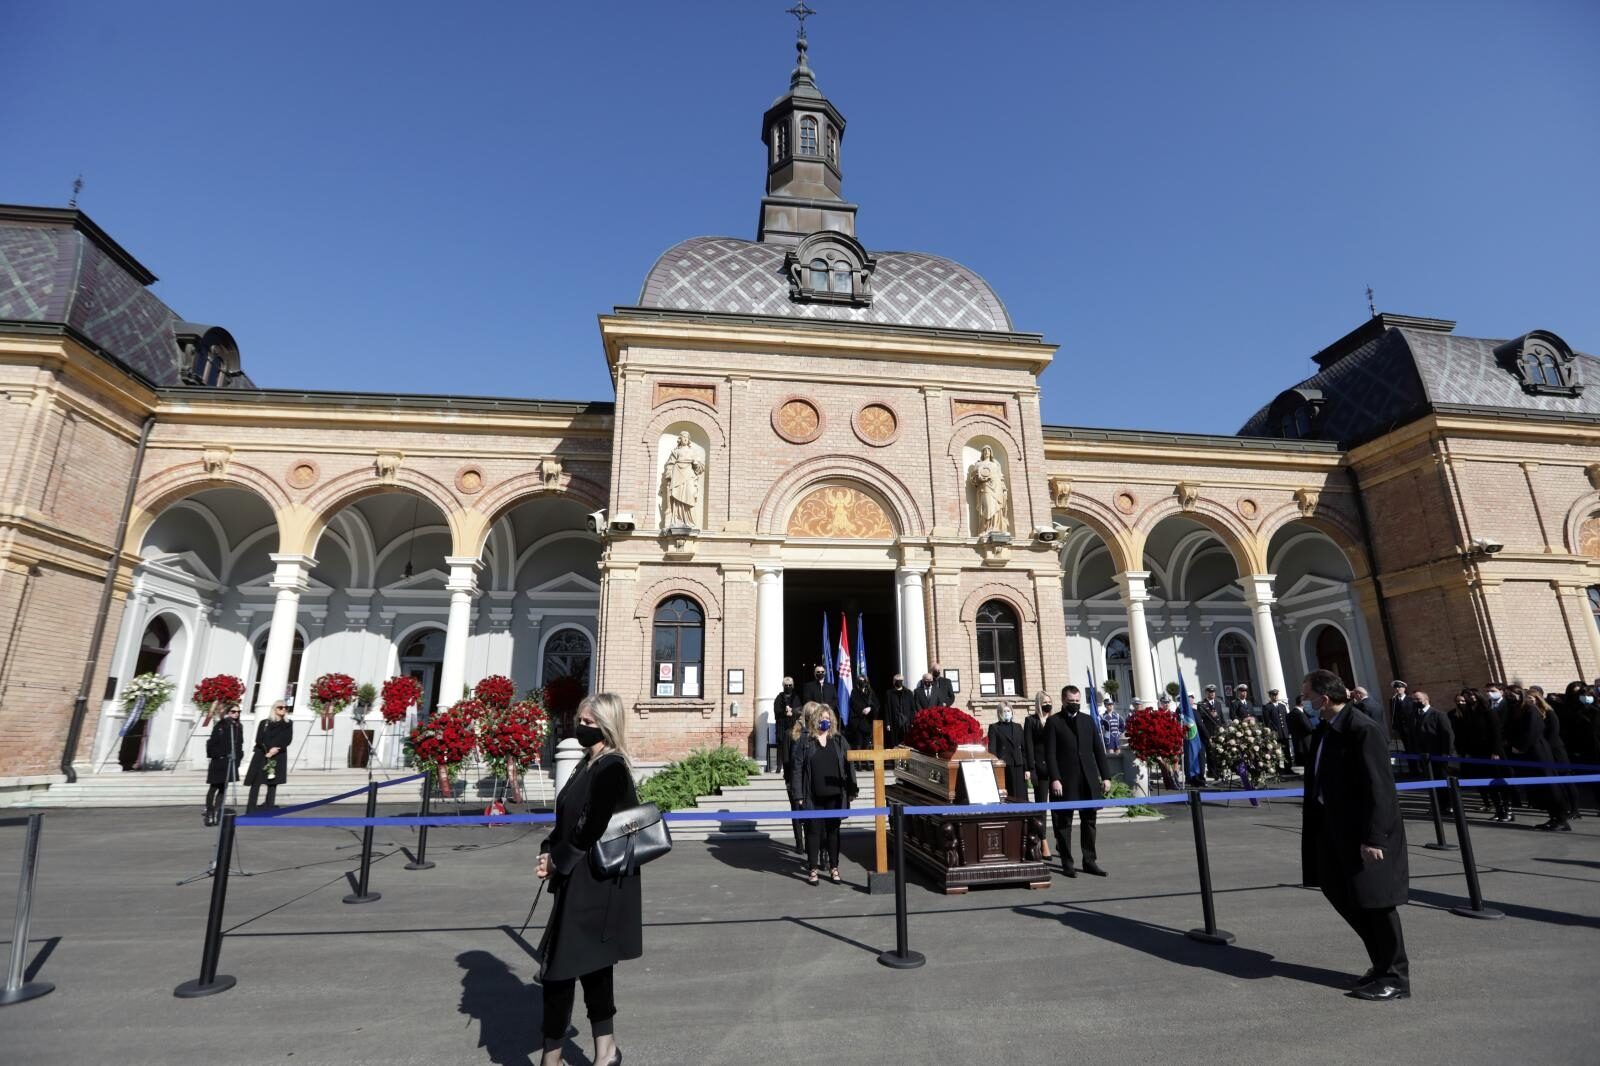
{"left": 1114, "top": 571, "right": 1158, "bottom": 703}
{"left": 898, "top": 567, "right": 929, "bottom": 685}
{"left": 254, "top": 554, "right": 315, "bottom": 714}
{"left": 438, "top": 557, "right": 482, "bottom": 711}
{"left": 1239, "top": 574, "right": 1288, "bottom": 700}
{"left": 754, "top": 564, "right": 784, "bottom": 762}
{"left": 94, "top": 585, "right": 152, "bottom": 766}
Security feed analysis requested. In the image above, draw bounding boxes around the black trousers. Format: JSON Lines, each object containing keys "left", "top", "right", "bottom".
{"left": 205, "top": 784, "right": 226, "bottom": 819}
{"left": 541, "top": 965, "right": 615, "bottom": 1043}
{"left": 779, "top": 752, "right": 802, "bottom": 846}
{"left": 246, "top": 782, "right": 278, "bottom": 812}
{"left": 1052, "top": 807, "right": 1097, "bottom": 867}
{"left": 805, "top": 794, "right": 845, "bottom": 870}
{"left": 1325, "top": 891, "right": 1409, "bottom": 986}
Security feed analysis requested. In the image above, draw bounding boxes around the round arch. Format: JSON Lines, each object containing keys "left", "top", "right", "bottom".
{"left": 464, "top": 474, "right": 610, "bottom": 557}
{"left": 1560, "top": 491, "right": 1600, "bottom": 557}
{"left": 126, "top": 467, "right": 287, "bottom": 557}
{"left": 537, "top": 622, "right": 597, "bottom": 690}
{"left": 297, "top": 469, "right": 462, "bottom": 557}
{"left": 958, "top": 582, "right": 1037, "bottom": 625}
{"left": 1214, "top": 627, "right": 1259, "bottom": 693}
{"left": 1134, "top": 498, "right": 1262, "bottom": 575}
{"left": 1301, "top": 619, "right": 1356, "bottom": 682}
{"left": 1051, "top": 497, "right": 1136, "bottom": 573}
{"left": 1258, "top": 507, "right": 1371, "bottom": 579}
{"left": 756, "top": 454, "right": 926, "bottom": 537}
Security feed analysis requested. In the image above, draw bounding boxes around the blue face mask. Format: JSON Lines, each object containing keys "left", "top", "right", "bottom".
{"left": 1302, "top": 701, "right": 1319, "bottom": 722}
{"left": 1582, "top": 695, "right": 1595, "bottom": 705}
{"left": 818, "top": 720, "right": 830, "bottom": 733}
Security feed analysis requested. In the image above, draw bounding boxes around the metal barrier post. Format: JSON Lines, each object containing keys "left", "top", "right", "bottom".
{"left": 0, "top": 814, "right": 54, "bottom": 1006}
{"left": 174, "top": 813, "right": 239, "bottom": 997}
{"left": 1184, "top": 789, "right": 1235, "bottom": 945}
{"left": 342, "top": 783, "right": 383, "bottom": 904}
{"left": 1422, "top": 759, "right": 1456, "bottom": 851}
{"left": 406, "top": 775, "right": 435, "bottom": 871}
{"left": 1446, "top": 777, "right": 1504, "bottom": 920}
{"left": 877, "top": 804, "right": 925, "bottom": 969}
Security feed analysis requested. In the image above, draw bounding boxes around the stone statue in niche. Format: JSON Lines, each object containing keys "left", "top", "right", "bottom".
{"left": 969, "top": 445, "right": 1010, "bottom": 536}
{"left": 662, "top": 431, "right": 704, "bottom": 529}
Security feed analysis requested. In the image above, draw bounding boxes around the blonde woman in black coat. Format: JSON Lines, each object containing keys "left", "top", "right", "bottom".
{"left": 536, "top": 693, "right": 640, "bottom": 1066}
{"left": 244, "top": 701, "right": 292, "bottom": 813}
{"left": 789, "top": 701, "right": 857, "bottom": 885}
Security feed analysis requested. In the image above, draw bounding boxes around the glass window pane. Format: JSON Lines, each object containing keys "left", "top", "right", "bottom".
{"left": 831, "top": 267, "right": 851, "bottom": 294}
{"left": 653, "top": 626, "right": 677, "bottom": 664}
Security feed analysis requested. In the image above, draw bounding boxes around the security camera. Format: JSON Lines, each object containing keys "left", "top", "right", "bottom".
{"left": 1034, "top": 525, "right": 1061, "bottom": 543}
{"left": 1472, "top": 537, "right": 1504, "bottom": 555}
{"left": 609, "top": 512, "right": 637, "bottom": 533}
{"left": 586, "top": 509, "right": 607, "bottom": 534}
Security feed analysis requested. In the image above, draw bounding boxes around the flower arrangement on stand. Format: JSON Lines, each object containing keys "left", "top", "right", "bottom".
{"left": 474, "top": 674, "right": 516, "bottom": 711}
{"left": 191, "top": 674, "right": 244, "bottom": 726}
{"left": 310, "top": 672, "right": 357, "bottom": 731}
{"left": 405, "top": 701, "right": 478, "bottom": 798}
{"left": 1208, "top": 715, "right": 1284, "bottom": 793}
{"left": 379, "top": 676, "right": 424, "bottom": 724}
{"left": 905, "top": 706, "right": 984, "bottom": 758}
{"left": 122, "top": 673, "right": 176, "bottom": 721}
{"left": 480, "top": 697, "right": 550, "bottom": 803}
{"left": 1124, "top": 706, "right": 1185, "bottom": 792}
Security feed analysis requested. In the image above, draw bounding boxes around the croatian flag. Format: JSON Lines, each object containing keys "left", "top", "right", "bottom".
{"left": 820, "top": 612, "right": 834, "bottom": 684}
{"left": 835, "top": 612, "right": 853, "bottom": 723}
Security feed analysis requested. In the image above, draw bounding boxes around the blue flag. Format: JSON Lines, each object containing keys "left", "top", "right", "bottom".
{"left": 855, "top": 612, "right": 868, "bottom": 684}
{"left": 1178, "top": 673, "right": 1203, "bottom": 782}
{"left": 1085, "top": 668, "right": 1102, "bottom": 734}
{"left": 820, "top": 612, "right": 834, "bottom": 685}
{"left": 835, "top": 613, "right": 854, "bottom": 722}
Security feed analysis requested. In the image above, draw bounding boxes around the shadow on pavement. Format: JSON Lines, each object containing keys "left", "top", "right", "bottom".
{"left": 457, "top": 949, "right": 542, "bottom": 1066}
{"left": 1406, "top": 886, "right": 1600, "bottom": 930}
{"left": 1015, "top": 904, "right": 1352, "bottom": 988}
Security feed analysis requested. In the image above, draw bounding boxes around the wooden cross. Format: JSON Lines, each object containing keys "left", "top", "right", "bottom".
{"left": 847, "top": 718, "right": 909, "bottom": 875}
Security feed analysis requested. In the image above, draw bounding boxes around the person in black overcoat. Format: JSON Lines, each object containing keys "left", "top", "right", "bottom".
{"left": 1287, "top": 699, "right": 1315, "bottom": 774}
{"left": 847, "top": 674, "right": 880, "bottom": 749}
{"left": 774, "top": 678, "right": 803, "bottom": 848}
{"left": 1531, "top": 686, "right": 1582, "bottom": 822}
{"left": 884, "top": 674, "right": 915, "bottom": 751}
{"left": 1456, "top": 688, "right": 1510, "bottom": 821}
{"left": 1405, "top": 691, "right": 1455, "bottom": 813}
{"left": 1300, "top": 669, "right": 1411, "bottom": 1001}
{"left": 1261, "top": 689, "right": 1293, "bottom": 771}
{"left": 1197, "top": 687, "right": 1225, "bottom": 779}
{"left": 801, "top": 666, "right": 834, "bottom": 709}
{"left": 789, "top": 702, "right": 857, "bottom": 885}
{"left": 986, "top": 702, "right": 1027, "bottom": 801}
{"left": 203, "top": 705, "right": 244, "bottom": 827}
{"left": 1045, "top": 684, "right": 1111, "bottom": 877}
{"left": 1506, "top": 689, "right": 1568, "bottom": 832}
{"left": 536, "top": 693, "right": 642, "bottom": 1066}
{"left": 244, "top": 701, "right": 293, "bottom": 813}
{"left": 1023, "top": 692, "right": 1054, "bottom": 859}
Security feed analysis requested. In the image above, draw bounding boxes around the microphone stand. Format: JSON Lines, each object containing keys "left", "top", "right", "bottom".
{"left": 177, "top": 721, "right": 250, "bottom": 885}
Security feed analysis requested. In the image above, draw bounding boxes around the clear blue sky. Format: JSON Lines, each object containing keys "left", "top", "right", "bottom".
{"left": 6, "top": 1, "right": 1597, "bottom": 434}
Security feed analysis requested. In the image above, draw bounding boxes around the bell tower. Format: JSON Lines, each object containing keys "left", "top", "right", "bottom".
{"left": 757, "top": 5, "right": 858, "bottom": 244}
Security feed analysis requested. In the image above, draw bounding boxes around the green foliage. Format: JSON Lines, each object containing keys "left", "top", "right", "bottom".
{"left": 1165, "top": 681, "right": 1180, "bottom": 698}
{"left": 357, "top": 682, "right": 379, "bottom": 704}
{"left": 1105, "top": 774, "right": 1157, "bottom": 819}
{"left": 637, "top": 746, "right": 760, "bottom": 812}
{"left": 1101, "top": 677, "right": 1120, "bottom": 698}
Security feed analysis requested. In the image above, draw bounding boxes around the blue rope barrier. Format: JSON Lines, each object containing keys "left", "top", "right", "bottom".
{"left": 258, "top": 772, "right": 425, "bottom": 818}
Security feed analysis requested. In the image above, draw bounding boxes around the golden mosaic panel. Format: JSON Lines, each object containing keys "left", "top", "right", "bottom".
{"left": 653, "top": 382, "right": 717, "bottom": 409}
{"left": 787, "top": 485, "right": 895, "bottom": 539}
{"left": 951, "top": 398, "right": 1008, "bottom": 423}
{"left": 1579, "top": 516, "right": 1600, "bottom": 559}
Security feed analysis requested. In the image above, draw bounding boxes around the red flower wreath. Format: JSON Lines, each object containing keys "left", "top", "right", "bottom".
{"left": 192, "top": 674, "right": 245, "bottom": 725}
{"left": 451, "top": 697, "right": 490, "bottom": 725}
{"left": 379, "top": 675, "right": 424, "bottom": 724}
{"left": 905, "top": 706, "right": 984, "bottom": 758}
{"left": 405, "top": 703, "right": 478, "bottom": 782}
{"left": 480, "top": 698, "right": 550, "bottom": 778}
{"left": 1124, "top": 707, "right": 1184, "bottom": 764}
{"left": 310, "top": 672, "right": 357, "bottom": 713}
{"left": 474, "top": 674, "right": 516, "bottom": 711}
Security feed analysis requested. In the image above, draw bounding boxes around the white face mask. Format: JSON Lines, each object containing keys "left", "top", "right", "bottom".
{"left": 999, "top": 709, "right": 1013, "bottom": 723}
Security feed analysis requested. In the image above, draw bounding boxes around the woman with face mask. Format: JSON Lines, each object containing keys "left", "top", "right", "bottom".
{"left": 1506, "top": 686, "right": 1568, "bottom": 832}
{"left": 244, "top": 700, "right": 292, "bottom": 813}
{"left": 535, "top": 694, "right": 640, "bottom": 1066}
{"left": 1024, "top": 692, "right": 1053, "bottom": 859}
{"left": 1455, "top": 688, "right": 1509, "bottom": 821}
{"left": 1558, "top": 681, "right": 1597, "bottom": 816}
{"left": 987, "top": 702, "right": 1027, "bottom": 801}
{"left": 789, "top": 701, "right": 858, "bottom": 885}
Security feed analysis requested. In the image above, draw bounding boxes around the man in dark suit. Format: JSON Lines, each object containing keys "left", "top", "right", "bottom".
{"left": 1228, "top": 682, "right": 1259, "bottom": 721}
{"left": 1407, "top": 689, "right": 1456, "bottom": 813}
{"left": 1262, "top": 688, "right": 1294, "bottom": 770}
{"left": 801, "top": 666, "right": 834, "bottom": 708}
{"left": 1046, "top": 684, "right": 1111, "bottom": 877}
{"left": 1389, "top": 681, "right": 1418, "bottom": 750}
{"left": 1301, "top": 669, "right": 1410, "bottom": 1002}
{"left": 1198, "top": 685, "right": 1225, "bottom": 779}
{"left": 774, "top": 677, "right": 802, "bottom": 847}
{"left": 913, "top": 668, "right": 954, "bottom": 710}
{"left": 1350, "top": 686, "right": 1390, "bottom": 742}
{"left": 884, "top": 673, "right": 915, "bottom": 749}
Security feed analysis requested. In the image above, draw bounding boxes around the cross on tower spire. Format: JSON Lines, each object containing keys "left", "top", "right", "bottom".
{"left": 786, "top": 2, "right": 815, "bottom": 40}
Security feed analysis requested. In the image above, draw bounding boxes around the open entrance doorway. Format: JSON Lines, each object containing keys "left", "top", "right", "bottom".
{"left": 781, "top": 569, "right": 899, "bottom": 702}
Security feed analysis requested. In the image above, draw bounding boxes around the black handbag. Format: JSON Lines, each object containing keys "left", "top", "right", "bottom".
{"left": 588, "top": 802, "right": 672, "bottom": 878}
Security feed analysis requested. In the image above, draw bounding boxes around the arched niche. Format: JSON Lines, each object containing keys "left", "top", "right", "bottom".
{"left": 656, "top": 421, "right": 710, "bottom": 530}
{"left": 962, "top": 435, "right": 1013, "bottom": 537}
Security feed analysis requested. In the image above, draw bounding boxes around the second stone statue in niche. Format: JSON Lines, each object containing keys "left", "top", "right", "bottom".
{"left": 662, "top": 430, "right": 704, "bottom": 528}
{"left": 969, "top": 445, "right": 1010, "bottom": 536}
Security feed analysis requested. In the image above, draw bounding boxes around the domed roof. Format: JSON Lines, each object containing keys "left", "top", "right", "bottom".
{"left": 637, "top": 236, "right": 1013, "bottom": 333}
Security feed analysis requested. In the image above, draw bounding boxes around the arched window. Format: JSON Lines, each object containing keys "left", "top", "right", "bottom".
{"left": 251, "top": 630, "right": 304, "bottom": 710}
{"left": 1522, "top": 351, "right": 1564, "bottom": 388}
{"left": 825, "top": 124, "right": 837, "bottom": 163}
{"left": 809, "top": 258, "right": 830, "bottom": 292}
{"left": 799, "top": 116, "right": 818, "bottom": 156}
{"left": 830, "top": 263, "right": 852, "bottom": 294}
{"left": 1278, "top": 405, "right": 1313, "bottom": 440}
{"left": 541, "top": 628, "right": 593, "bottom": 690}
{"left": 1217, "top": 632, "right": 1257, "bottom": 697}
{"left": 774, "top": 121, "right": 789, "bottom": 162}
{"left": 1310, "top": 624, "right": 1354, "bottom": 687}
{"left": 1588, "top": 587, "right": 1600, "bottom": 633}
{"left": 975, "top": 599, "right": 1023, "bottom": 697}
{"left": 135, "top": 617, "right": 173, "bottom": 676}
{"left": 653, "top": 596, "right": 704, "bottom": 698}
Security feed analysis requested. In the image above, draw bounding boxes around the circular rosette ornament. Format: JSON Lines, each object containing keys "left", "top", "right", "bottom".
{"left": 473, "top": 674, "right": 516, "bottom": 711}
{"left": 379, "top": 675, "right": 424, "bottom": 724}
{"left": 904, "top": 706, "right": 984, "bottom": 758}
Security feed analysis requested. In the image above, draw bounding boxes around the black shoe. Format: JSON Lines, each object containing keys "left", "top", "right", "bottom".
{"left": 1535, "top": 820, "right": 1556, "bottom": 831}
{"left": 1352, "top": 982, "right": 1410, "bottom": 1002}
{"left": 1082, "top": 861, "right": 1108, "bottom": 877}
{"left": 1348, "top": 968, "right": 1378, "bottom": 989}
{"left": 1556, "top": 821, "right": 1572, "bottom": 832}
{"left": 1060, "top": 861, "right": 1077, "bottom": 878}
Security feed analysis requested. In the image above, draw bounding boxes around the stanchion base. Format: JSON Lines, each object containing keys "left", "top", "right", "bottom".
{"left": 342, "top": 892, "right": 382, "bottom": 905}
{"left": 174, "top": 975, "right": 236, "bottom": 998}
{"left": 877, "top": 949, "right": 926, "bottom": 969}
{"left": 1423, "top": 842, "right": 1458, "bottom": 851}
{"left": 0, "top": 981, "right": 55, "bottom": 1006}
{"left": 1186, "top": 928, "right": 1236, "bottom": 945}
{"left": 866, "top": 871, "right": 895, "bottom": 895}
{"left": 404, "top": 860, "right": 435, "bottom": 871}
{"left": 1450, "top": 904, "right": 1505, "bottom": 920}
